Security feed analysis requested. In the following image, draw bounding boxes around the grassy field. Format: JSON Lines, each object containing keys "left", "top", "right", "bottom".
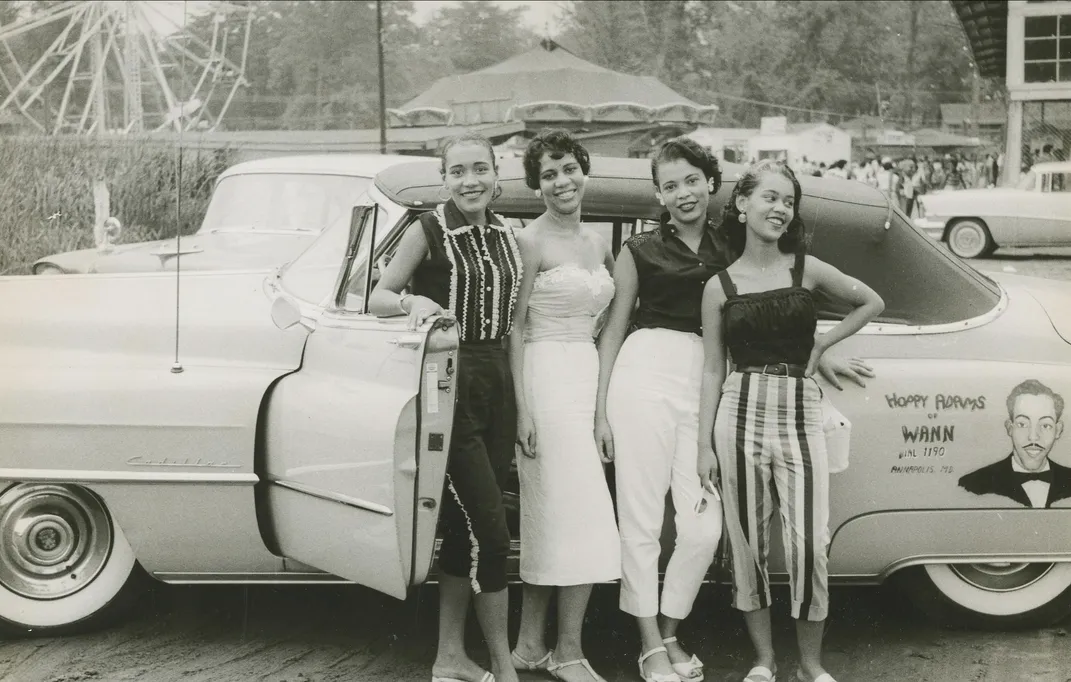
{"left": 0, "top": 137, "right": 233, "bottom": 275}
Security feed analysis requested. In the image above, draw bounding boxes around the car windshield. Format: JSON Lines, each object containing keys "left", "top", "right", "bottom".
{"left": 279, "top": 188, "right": 406, "bottom": 305}
{"left": 1017, "top": 170, "right": 1036, "bottom": 191}
{"left": 200, "top": 173, "right": 371, "bottom": 234}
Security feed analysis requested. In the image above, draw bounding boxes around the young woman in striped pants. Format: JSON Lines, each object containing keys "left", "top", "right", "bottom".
{"left": 697, "top": 160, "right": 884, "bottom": 682}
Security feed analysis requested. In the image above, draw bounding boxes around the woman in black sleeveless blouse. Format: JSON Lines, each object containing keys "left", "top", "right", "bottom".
{"left": 696, "top": 160, "right": 883, "bottom": 682}
{"left": 370, "top": 133, "right": 519, "bottom": 682}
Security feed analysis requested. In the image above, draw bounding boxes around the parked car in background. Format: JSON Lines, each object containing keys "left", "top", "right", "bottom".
{"left": 31, "top": 154, "right": 409, "bottom": 275}
{"left": 3, "top": 157, "right": 1071, "bottom": 639}
{"left": 914, "top": 161, "right": 1071, "bottom": 258}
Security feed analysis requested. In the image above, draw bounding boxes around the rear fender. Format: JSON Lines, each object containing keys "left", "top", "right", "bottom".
{"left": 829, "top": 509, "right": 1071, "bottom": 582}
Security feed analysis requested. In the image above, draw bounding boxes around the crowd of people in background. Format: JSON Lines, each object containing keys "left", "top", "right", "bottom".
{"left": 790, "top": 152, "right": 1008, "bottom": 217}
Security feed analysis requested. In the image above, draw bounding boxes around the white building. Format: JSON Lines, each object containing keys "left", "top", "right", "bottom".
{"left": 688, "top": 127, "right": 759, "bottom": 163}
{"left": 954, "top": 0, "right": 1071, "bottom": 183}
{"left": 690, "top": 120, "right": 852, "bottom": 167}
{"left": 747, "top": 120, "right": 853, "bottom": 167}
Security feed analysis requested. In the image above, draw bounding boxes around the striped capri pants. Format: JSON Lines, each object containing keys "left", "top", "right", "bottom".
{"left": 713, "top": 370, "right": 831, "bottom": 622}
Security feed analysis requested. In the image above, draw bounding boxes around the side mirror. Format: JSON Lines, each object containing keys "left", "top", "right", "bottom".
{"left": 271, "top": 296, "right": 314, "bottom": 332}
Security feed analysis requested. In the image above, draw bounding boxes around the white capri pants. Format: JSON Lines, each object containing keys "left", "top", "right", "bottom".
{"left": 607, "top": 328, "right": 722, "bottom": 619}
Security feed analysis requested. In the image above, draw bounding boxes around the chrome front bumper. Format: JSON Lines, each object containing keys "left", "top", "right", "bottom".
{"left": 913, "top": 217, "right": 946, "bottom": 240}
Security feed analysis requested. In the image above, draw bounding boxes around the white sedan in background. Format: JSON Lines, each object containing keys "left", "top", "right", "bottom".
{"left": 915, "top": 161, "right": 1071, "bottom": 258}
{"left": 33, "top": 154, "right": 409, "bottom": 275}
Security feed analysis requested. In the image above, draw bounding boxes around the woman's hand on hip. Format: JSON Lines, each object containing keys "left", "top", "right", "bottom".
{"left": 517, "top": 413, "right": 538, "bottom": 459}
{"left": 594, "top": 414, "right": 614, "bottom": 463}
{"left": 816, "top": 352, "right": 875, "bottom": 390}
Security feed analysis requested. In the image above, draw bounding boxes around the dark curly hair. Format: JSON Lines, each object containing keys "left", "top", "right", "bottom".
{"left": 719, "top": 159, "right": 808, "bottom": 259}
{"left": 523, "top": 129, "right": 591, "bottom": 190}
{"left": 651, "top": 136, "right": 721, "bottom": 194}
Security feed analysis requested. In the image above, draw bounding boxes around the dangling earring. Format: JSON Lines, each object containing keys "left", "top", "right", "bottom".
{"left": 707, "top": 180, "right": 715, "bottom": 193}
{"left": 656, "top": 194, "right": 665, "bottom": 206}
{"left": 438, "top": 185, "right": 450, "bottom": 202}
{"left": 534, "top": 189, "right": 542, "bottom": 198}
{"left": 737, "top": 212, "right": 747, "bottom": 223}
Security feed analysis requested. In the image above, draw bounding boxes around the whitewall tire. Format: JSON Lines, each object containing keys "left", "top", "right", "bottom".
{"left": 0, "top": 483, "right": 143, "bottom": 635}
{"left": 897, "top": 562, "right": 1071, "bottom": 629}
{"left": 946, "top": 219, "right": 994, "bottom": 259}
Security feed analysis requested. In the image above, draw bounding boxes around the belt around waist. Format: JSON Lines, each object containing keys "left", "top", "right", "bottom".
{"left": 735, "top": 363, "right": 807, "bottom": 378}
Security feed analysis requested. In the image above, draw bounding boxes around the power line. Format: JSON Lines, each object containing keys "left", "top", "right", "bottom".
{"left": 705, "top": 91, "right": 919, "bottom": 126}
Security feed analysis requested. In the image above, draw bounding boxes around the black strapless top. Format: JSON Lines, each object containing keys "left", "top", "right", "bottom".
{"left": 716, "top": 252, "right": 817, "bottom": 367}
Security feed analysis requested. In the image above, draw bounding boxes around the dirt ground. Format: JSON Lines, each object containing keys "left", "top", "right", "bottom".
{"left": 1, "top": 582, "right": 1070, "bottom": 682}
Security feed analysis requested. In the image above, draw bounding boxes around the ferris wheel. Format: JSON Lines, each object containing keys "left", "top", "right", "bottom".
{"left": 0, "top": 1, "right": 253, "bottom": 134}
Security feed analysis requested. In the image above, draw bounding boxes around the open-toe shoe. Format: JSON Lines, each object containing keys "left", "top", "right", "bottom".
{"left": 511, "top": 648, "right": 553, "bottom": 671}
{"left": 637, "top": 646, "right": 682, "bottom": 682}
{"left": 743, "top": 665, "right": 776, "bottom": 682}
{"left": 547, "top": 653, "right": 607, "bottom": 682}
{"left": 661, "top": 636, "right": 704, "bottom": 681}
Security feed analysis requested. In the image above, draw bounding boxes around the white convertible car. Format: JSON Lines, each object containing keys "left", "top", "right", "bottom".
{"left": 3, "top": 157, "right": 1071, "bottom": 638}
{"left": 915, "top": 161, "right": 1071, "bottom": 258}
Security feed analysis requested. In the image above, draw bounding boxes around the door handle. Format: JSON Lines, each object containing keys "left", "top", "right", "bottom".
{"left": 388, "top": 334, "right": 422, "bottom": 349}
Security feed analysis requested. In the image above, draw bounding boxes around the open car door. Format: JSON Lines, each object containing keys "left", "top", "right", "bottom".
{"left": 262, "top": 204, "right": 457, "bottom": 599}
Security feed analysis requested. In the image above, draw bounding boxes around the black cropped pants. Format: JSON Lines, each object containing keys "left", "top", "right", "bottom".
{"left": 437, "top": 343, "right": 515, "bottom": 594}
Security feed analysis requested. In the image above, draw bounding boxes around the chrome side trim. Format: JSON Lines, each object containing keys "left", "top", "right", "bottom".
{"left": 817, "top": 283, "right": 1008, "bottom": 336}
{"left": 154, "top": 571, "right": 352, "bottom": 585}
{"left": 878, "top": 554, "right": 1071, "bottom": 582}
{"left": 268, "top": 477, "right": 393, "bottom": 516}
{"left": 0, "top": 469, "right": 257, "bottom": 485}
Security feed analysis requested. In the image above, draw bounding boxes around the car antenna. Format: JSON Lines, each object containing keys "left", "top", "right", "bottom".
{"left": 170, "top": 1, "right": 189, "bottom": 375}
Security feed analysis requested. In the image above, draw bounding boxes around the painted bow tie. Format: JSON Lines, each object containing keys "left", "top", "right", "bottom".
{"left": 1014, "top": 470, "right": 1053, "bottom": 485}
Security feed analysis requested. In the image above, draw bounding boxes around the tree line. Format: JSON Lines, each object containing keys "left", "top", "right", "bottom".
{"left": 0, "top": 1, "right": 992, "bottom": 132}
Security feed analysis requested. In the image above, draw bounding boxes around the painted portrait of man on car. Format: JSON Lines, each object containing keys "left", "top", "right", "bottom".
{"left": 958, "top": 379, "right": 1071, "bottom": 508}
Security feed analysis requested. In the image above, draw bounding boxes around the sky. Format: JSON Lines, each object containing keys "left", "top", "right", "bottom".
{"left": 145, "top": 1, "right": 564, "bottom": 37}
{"left": 410, "top": 0, "right": 563, "bottom": 34}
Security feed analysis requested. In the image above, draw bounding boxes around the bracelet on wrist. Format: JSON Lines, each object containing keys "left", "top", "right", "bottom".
{"left": 399, "top": 294, "right": 413, "bottom": 314}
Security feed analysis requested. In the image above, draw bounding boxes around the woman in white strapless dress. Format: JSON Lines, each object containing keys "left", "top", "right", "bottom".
{"left": 508, "top": 130, "right": 620, "bottom": 682}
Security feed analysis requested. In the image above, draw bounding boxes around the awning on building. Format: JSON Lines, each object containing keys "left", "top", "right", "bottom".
{"left": 950, "top": 0, "right": 1009, "bottom": 78}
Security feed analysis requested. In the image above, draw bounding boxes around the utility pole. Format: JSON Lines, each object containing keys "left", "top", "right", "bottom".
{"left": 905, "top": 0, "right": 920, "bottom": 127}
{"left": 970, "top": 68, "right": 981, "bottom": 140}
{"left": 377, "top": 0, "right": 387, "bottom": 154}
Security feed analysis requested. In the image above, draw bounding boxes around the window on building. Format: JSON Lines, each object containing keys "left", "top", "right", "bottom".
{"left": 1024, "top": 14, "right": 1071, "bottom": 83}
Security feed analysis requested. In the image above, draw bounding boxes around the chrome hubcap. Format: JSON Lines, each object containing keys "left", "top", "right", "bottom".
{"left": 950, "top": 562, "right": 1053, "bottom": 593}
{"left": 0, "top": 484, "right": 112, "bottom": 600}
{"left": 951, "top": 225, "right": 983, "bottom": 255}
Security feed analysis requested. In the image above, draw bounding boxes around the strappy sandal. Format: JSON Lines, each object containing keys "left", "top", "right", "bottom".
{"left": 743, "top": 665, "right": 776, "bottom": 682}
{"left": 511, "top": 648, "right": 553, "bottom": 671}
{"left": 638, "top": 646, "right": 682, "bottom": 682}
{"left": 431, "top": 672, "right": 493, "bottom": 682}
{"left": 547, "top": 653, "right": 607, "bottom": 682}
{"left": 661, "top": 636, "right": 704, "bottom": 681}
